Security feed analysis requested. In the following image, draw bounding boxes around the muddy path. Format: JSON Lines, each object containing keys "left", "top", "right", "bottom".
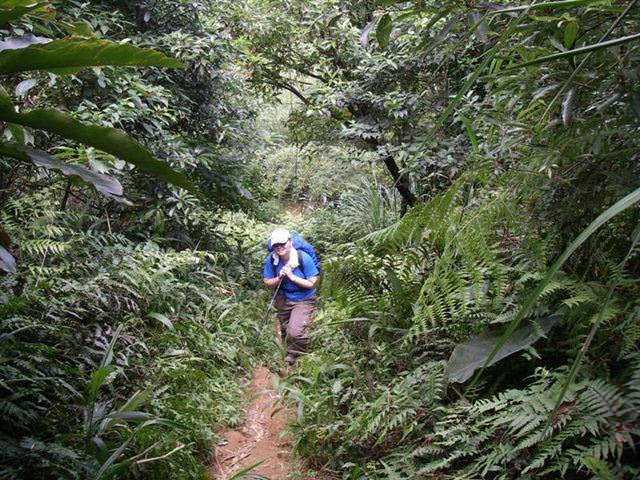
{"left": 209, "top": 366, "right": 299, "bottom": 479}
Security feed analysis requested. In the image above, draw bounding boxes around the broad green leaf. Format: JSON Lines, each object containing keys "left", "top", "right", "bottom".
{"left": 99, "top": 388, "right": 153, "bottom": 432}
{"left": 467, "top": 186, "right": 640, "bottom": 391}
{"left": 0, "top": 245, "right": 16, "bottom": 274}
{"left": 396, "top": 9, "right": 422, "bottom": 21}
{"left": 0, "top": 143, "right": 131, "bottom": 204}
{"left": 100, "top": 323, "right": 124, "bottom": 369}
{"left": 0, "top": 99, "right": 194, "bottom": 193}
{"left": 116, "top": 388, "right": 153, "bottom": 414}
{"left": 507, "top": 33, "right": 640, "bottom": 70}
{"left": 0, "top": 0, "right": 41, "bottom": 6}
{"left": 459, "top": 114, "right": 479, "bottom": 152}
{"left": 101, "top": 411, "right": 153, "bottom": 423}
{"left": 564, "top": 21, "right": 578, "bottom": 48}
{"left": 0, "top": 0, "right": 50, "bottom": 24}
{"left": 376, "top": 14, "right": 392, "bottom": 48}
{"left": 0, "top": 38, "right": 184, "bottom": 74}
{"left": 446, "top": 316, "right": 560, "bottom": 383}
{"left": 0, "top": 85, "right": 12, "bottom": 110}
{"left": 0, "top": 33, "right": 50, "bottom": 52}
{"left": 86, "top": 366, "right": 114, "bottom": 404}
{"left": 63, "top": 20, "right": 94, "bottom": 37}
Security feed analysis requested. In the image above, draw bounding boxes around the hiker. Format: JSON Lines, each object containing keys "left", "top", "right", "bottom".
{"left": 263, "top": 228, "right": 319, "bottom": 366}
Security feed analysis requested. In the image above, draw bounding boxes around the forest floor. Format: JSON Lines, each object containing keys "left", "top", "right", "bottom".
{"left": 209, "top": 366, "right": 327, "bottom": 480}
{"left": 209, "top": 366, "right": 291, "bottom": 479}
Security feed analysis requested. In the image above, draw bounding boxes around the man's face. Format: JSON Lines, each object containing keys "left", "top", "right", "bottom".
{"left": 273, "top": 239, "right": 291, "bottom": 256}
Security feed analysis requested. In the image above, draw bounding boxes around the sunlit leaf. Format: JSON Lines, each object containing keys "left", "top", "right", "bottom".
{"left": 14, "top": 78, "right": 37, "bottom": 96}
{"left": 0, "top": 0, "right": 51, "bottom": 24}
{"left": 562, "top": 87, "right": 576, "bottom": 126}
{"left": 86, "top": 366, "right": 114, "bottom": 404}
{"left": 64, "top": 20, "right": 94, "bottom": 37}
{"left": 506, "top": 33, "right": 640, "bottom": 70}
{"left": 0, "top": 245, "right": 16, "bottom": 274}
{"left": 360, "top": 20, "right": 375, "bottom": 48}
{"left": 0, "top": 33, "right": 50, "bottom": 52}
{"left": 564, "top": 21, "right": 578, "bottom": 48}
{"left": 146, "top": 312, "right": 174, "bottom": 329}
{"left": 5, "top": 123, "right": 25, "bottom": 143}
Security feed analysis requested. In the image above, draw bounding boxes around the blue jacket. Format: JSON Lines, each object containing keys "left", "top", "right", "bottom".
{"left": 263, "top": 250, "right": 319, "bottom": 301}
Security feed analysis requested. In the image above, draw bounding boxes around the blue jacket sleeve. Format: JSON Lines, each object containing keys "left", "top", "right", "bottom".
{"left": 263, "top": 255, "right": 276, "bottom": 279}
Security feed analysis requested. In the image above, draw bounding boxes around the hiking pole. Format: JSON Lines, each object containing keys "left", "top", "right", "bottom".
{"left": 256, "top": 277, "right": 283, "bottom": 343}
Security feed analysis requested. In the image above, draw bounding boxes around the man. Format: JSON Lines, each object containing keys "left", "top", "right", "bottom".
{"left": 263, "top": 228, "right": 319, "bottom": 365}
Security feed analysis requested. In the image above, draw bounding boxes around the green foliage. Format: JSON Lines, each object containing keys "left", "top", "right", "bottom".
{"left": 260, "top": 143, "right": 369, "bottom": 204}
{"left": 227, "top": 0, "right": 640, "bottom": 474}
{"left": 0, "top": 0, "right": 191, "bottom": 202}
{"left": 414, "top": 365, "right": 640, "bottom": 478}
{"left": 0, "top": 98, "right": 194, "bottom": 193}
{"left": 3, "top": 0, "right": 640, "bottom": 478}
{"left": 279, "top": 176, "right": 640, "bottom": 477}
{"left": 0, "top": 193, "right": 273, "bottom": 478}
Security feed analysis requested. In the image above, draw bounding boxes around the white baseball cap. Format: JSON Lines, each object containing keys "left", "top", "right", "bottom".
{"left": 269, "top": 228, "right": 290, "bottom": 245}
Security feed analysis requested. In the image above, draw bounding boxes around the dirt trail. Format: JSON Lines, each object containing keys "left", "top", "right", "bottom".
{"left": 209, "top": 366, "right": 295, "bottom": 480}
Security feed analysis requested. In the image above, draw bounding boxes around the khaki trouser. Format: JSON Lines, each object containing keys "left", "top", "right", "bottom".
{"left": 274, "top": 294, "right": 316, "bottom": 358}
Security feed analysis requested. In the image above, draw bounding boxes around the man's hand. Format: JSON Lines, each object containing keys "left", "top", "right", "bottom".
{"left": 280, "top": 264, "right": 293, "bottom": 279}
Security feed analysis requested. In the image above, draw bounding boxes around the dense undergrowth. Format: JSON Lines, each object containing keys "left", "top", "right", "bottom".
{"left": 2, "top": 0, "right": 640, "bottom": 478}
{"left": 279, "top": 178, "right": 640, "bottom": 478}
{"left": 0, "top": 0, "right": 277, "bottom": 477}
{"left": 0, "top": 192, "right": 279, "bottom": 478}
{"left": 249, "top": 0, "right": 640, "bottom": 477}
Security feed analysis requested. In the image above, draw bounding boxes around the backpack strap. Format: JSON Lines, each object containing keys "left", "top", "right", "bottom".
{"left": 297, "top": 248, "right": 305, "bottom": 276}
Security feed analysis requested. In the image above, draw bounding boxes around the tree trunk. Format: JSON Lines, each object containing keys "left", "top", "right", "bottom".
{"left": 381, "top": 153, "right": 416, "bottom": 212}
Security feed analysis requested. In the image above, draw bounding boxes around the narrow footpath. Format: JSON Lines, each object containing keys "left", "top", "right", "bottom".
{"left": 209, "top": 366, "right": 296, "bottom": 480}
